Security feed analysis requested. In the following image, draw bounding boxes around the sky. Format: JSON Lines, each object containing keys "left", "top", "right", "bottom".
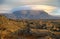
{"left": 0, "top": 0, "right": 60, "bottom": 16}
{"left": 0, "top": 0, "right": 59, "bottom": 7}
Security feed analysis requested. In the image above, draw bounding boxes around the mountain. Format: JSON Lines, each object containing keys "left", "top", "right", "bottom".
{"left": 1, "top": 5, "right": 60, "bottom": 19}
{"left": 4, "top": 10, "right": 60, "bottom": 19}
{"left": 12, "top": 10, "right": 52, "bottom": 19}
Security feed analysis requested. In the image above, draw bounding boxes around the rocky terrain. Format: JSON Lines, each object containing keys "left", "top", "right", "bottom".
{"left": 0, "top": 15, "right": 60, "bottom": 39}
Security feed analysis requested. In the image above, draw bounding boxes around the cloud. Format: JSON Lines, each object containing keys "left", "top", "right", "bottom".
{"left": 0, "top": 5, "right": 13, "bottom": 13}
{"left": 0, "top": 0, "right": 60, "bottom": 15}
{"left": 11, "top": 5, "right": 60, "bottom": 16}
{"left": 12, "top": 5, "right": 56, "bottom": 13}
{"left": 0, "top": 5, "right": 58, "bottom": 15}
{"left": 50, "top": 7, "right": 60, "bottom": 16}
{"left": 3, "top": 0, "right": 59, "bottom": 7}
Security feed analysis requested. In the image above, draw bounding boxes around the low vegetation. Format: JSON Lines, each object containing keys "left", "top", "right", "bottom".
{"left": 0, "top": 15, "right": 60, "bottom": 39}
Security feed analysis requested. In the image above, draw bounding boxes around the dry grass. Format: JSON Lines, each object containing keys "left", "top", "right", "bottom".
{"left": 0, "top": 15, "right": 60, "bottom": 39}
